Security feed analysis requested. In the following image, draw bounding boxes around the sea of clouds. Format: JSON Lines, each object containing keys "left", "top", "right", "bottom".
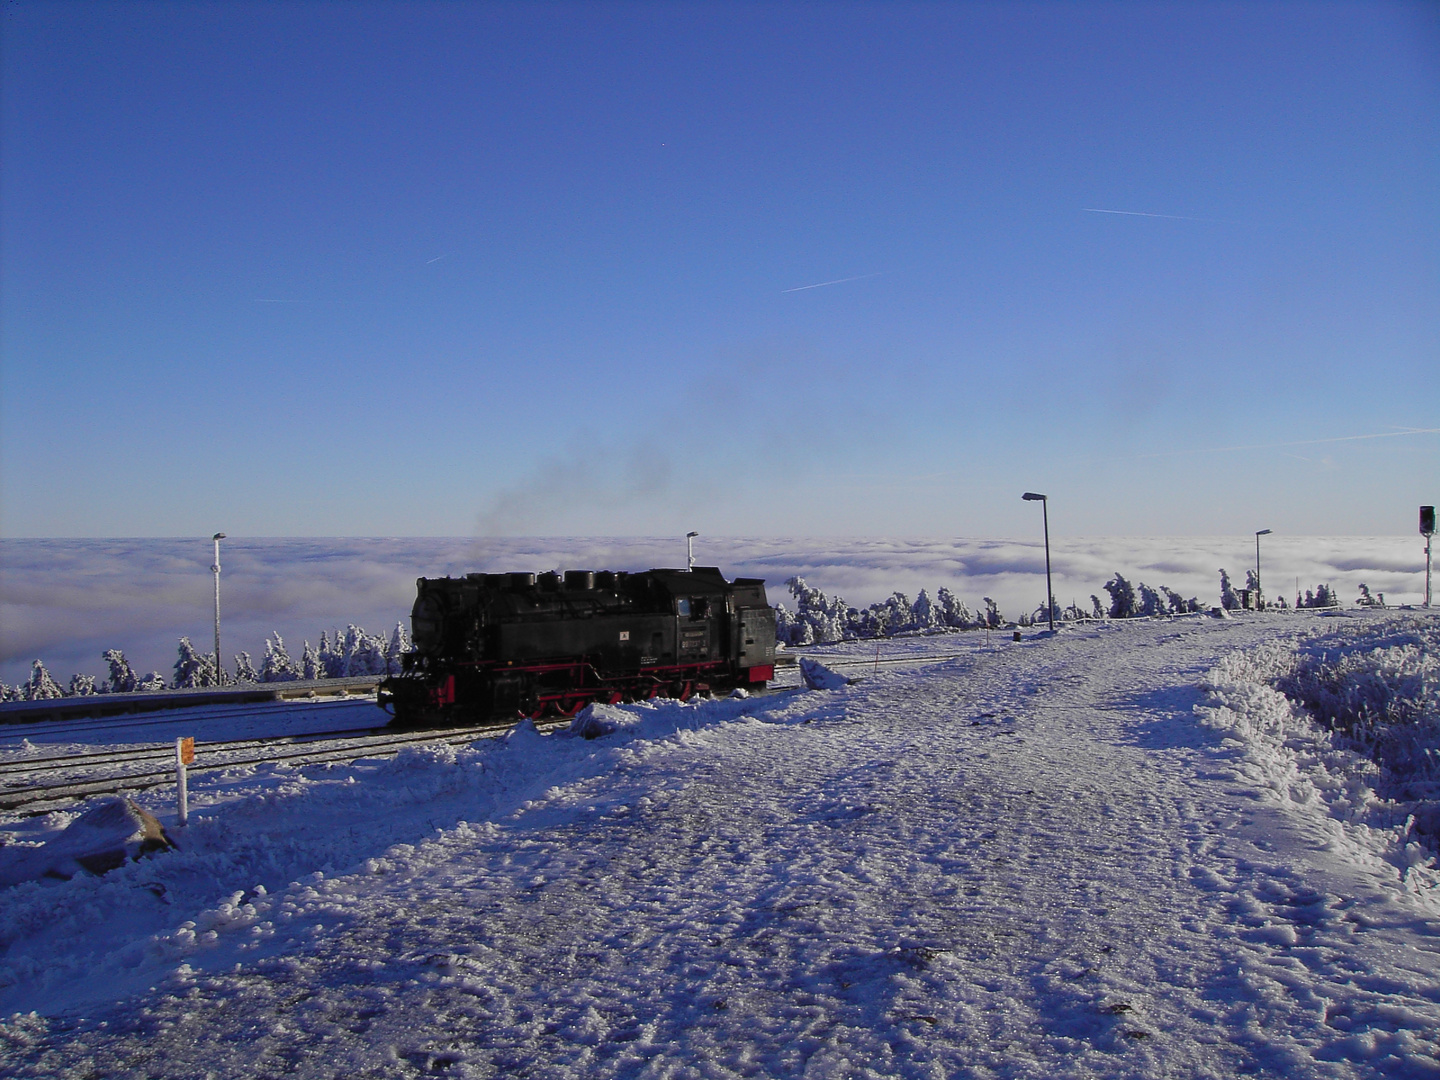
{"left": 0, "top": 536, "right": 1429, "bottom": 686}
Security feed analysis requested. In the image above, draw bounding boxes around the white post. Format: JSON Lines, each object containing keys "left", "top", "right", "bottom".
{"left": 1427, "top": 535, "right": 1433, "bottom": 608}
{"left": 686, "top": 531, "right": 698, "bottom": 571}
{"left": 211, "top": 533, "right": 226, "bottom": 683}
{"left": 175, "top": 737, "right": 190, "bottom": 827}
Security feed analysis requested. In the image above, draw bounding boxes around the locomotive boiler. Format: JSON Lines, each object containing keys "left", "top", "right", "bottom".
{"left": 378, "top": 567, "right": 777, "bottom": 726}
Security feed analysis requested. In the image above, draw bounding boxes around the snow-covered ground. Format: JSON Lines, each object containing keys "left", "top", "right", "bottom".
{"left": 2, "top": 611, "right": 1438, "bottom": 1078}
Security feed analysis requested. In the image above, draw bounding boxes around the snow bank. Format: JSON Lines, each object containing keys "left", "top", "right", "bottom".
{"left": 1195, "top": 616, "right": 1440, "bottom": 904}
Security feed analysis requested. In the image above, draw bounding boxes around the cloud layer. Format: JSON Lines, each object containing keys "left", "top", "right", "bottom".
{"left": 1, "top": 536, "right": 1429, "bottom": 685}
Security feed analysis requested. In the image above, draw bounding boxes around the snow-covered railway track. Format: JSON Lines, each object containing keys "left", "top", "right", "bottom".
{"left": 0, "top": 694, "right": 378, "bottom": 746}
{"left": 0, "top": 722, "right": 552, "bottom": 816}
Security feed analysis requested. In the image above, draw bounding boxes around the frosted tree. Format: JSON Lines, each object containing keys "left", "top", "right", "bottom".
{"left": 1219, "top": 569, "right": 1240, "bottom": 611}
{"left": 935, "top": 587, "right": 974, "bottom": 629}
{"left": 385, "top": 623, "right": 411, "bottom": 675}
{"left": 1136, "top": 583, "right": 1165, "bottom": 618}
{"left": 67, "top": 673, "right": 97, "bottom": 696}
{"left": 301, "top": 640, "right": 323, "bottom": 681}
{"left": 772, "top": 601, "right": 798, "bottom": 645}
{"left": 1160, "top": 587, "right": 1187, "bottom": 615}
{"left": 234, "top": 652, "right": 258, "bottom": 683}
{"left": 258, "top": 632, "right": 301, "bottom": 682}
{"left": 0, "top": 683, "right": 19, "bottom": 702}
{"left": 135, "top": 671, "right": 167, "bottom": 691}
{"left": 103, "top": 649, "right": 139, "bottom": 694}
{"left": 786, "top": 578, "right": 850, "bottom": 644}
{"left": 319, "top": 631, "right": 347, "bottom": 679}
{"left": 24, "top": 660, "right": 64, "bottom": 700}
{"left": 173, "top": 637, "right": 220, "bottom": 688}
{"left": 910, "top": 589, "right": 943, "bottom": 631}
{"left": 982, "top": 598, "right": 1002, "bottom": 628}
{"left": 343, "top": 625, "right": 389, "bottom": 676}
{"left": 1090, "top": 595, "right": 1106, "bottom": 620}
{"left": 1104, "top": 574, "right": 1137, "bottom": 619}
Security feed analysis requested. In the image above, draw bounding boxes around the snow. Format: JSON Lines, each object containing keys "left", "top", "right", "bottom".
{"left": 1, "top": 611, "right": 1438, "bottom": 1077}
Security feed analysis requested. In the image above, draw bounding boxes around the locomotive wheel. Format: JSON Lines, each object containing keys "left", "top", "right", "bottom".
{"left": 676, "top": 681, "right": 694, "bottom": 702}
{"left": 558, "top": 697, "right": 585, "bottom": 717}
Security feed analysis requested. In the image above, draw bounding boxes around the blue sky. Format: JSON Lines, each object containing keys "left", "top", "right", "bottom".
{"left": 2, "top": 1, "right": 1436, "bottom": 540}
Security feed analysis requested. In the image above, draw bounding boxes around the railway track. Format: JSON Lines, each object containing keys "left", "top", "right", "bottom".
{"left": 0, "top": 721, "right": 554, "bottom": 816}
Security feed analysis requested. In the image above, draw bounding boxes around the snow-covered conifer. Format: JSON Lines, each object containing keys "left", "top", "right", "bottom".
{"left": 319, "top": 631, "right": 346, "bottom": 679}
{"left": 1104, "top": 574, "right": 1137, "bottom": 619}
{"left": 911, "top": 590, "right": 942, "bottom": 632}
{"left": 1160, "top": 587, "right": 1186, "bottom": 615}
{"left": 1136, "top": 583, "right": 1165, "bottom": 618}
{"left": 386, "top": 623, "right": 411, "bottom": 675}
{"left": 935, "top": 587, "right": 973, "bottom": 629}
{"left": 982, "top": 598, "right": 1002, "bottom": 628}
{"left": 135, "top": 671, "right": 167, "bottom": 692}
{"left": 258, "top": 633, "right": 301, "bottom": 682}
{"left": 103, "top": 649, "right": 138, "bottom": 694}
{"left": 301, "top": 640, "right": 322, "bottom": 681}
{"left": 1090, "top": 595, "right": 1106, "bottom": 620}
{"left": 785, "top": 578, "right": 850, "bottom": 644}
{"left": 1219, "top": 570, "right": 1240, "bottom": 611}
{"left": 772, "top": 602, "right": 797, "bottom": 645}
{"left": 24, "top": 660, "right": 64, "bottom": 700}
{"left": 67, "top": 673, "right": 97, "bottom": 696}
{"left": 234, "top": 652, "right": 258, "bottom": 683}
{"left": 0, "top": 683, "right": 18, "bottom": 702}
{"left": 342, "top": 626, "right": 389, "bottom": 676}
{"left": 173, "top": 637, "right": 220, "bottom": 689}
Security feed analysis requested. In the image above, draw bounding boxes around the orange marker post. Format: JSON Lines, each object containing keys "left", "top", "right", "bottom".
{"left": 176, "top": 737, "right": 194, "bottom": 826}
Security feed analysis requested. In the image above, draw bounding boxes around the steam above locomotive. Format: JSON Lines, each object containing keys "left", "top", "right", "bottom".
{"left": 379, "top": 567, "right": 777, "bottom": 725}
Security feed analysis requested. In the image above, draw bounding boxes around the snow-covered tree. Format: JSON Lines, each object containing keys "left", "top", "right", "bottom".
{"left": 67, "top": 673, "right": 97, "bottom": 696}
{"left": 342, "top": 625, "right": 389, "bottom": 676}
{"left": 1135, "top": 583, "right": 1165, "bottom": 618}
{"left": 135, "top": 671, "right": 167, "bottom": 692}
{"left": 24, "top": 660, "right": 64, "bottom": 700}
{"left": 935, "top": 587, "right": 974, "bottom": 629}
{"left": 103, "top": 649, "right": 138, "bottom": 694}
{"left": 982, "top": 598, "right": 1002, "bottom": 629}
{"left": 0, "top": 683, "right": 19, "bottom": 702}
{"left": 1219, "top": 569, "right": 1240, "bottom": 611}
{"left": 301, "top": 640, "right": 323, "bottom": 681}
{"left": 319, "top": 631, "right": 346, "bottom": 679}
{"left": 1090, "top": 595, "right": 1106, "bottom": 620}
{"left": 910, "top": 589, "right": 943, "bottom": 632}
{"left": 173, "top": 637, "right": 220, "bottom": 689}
{"left": 386, "top": 623, "right": 411, "bottom": 675}
{"left": 234, "top": 652, "right": 258, "bottom": 683}
{"left": 1104, "top": 574, "right": 1137, "bottom": 619}
{"left": 785, "top": 578, "right": 850, "bottom": 644}
{"left": 772, "top": 601, "right": 798, "bottom": 645}
{"left": 258, "top": 632, "right": 301, "bottom": 682}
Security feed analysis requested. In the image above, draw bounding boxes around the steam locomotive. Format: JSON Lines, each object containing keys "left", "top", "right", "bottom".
{"left": 378, "top": 567, "right": 778, "bottom": 726}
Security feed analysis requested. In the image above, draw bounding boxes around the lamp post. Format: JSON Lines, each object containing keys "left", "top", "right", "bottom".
{"left": 1021, "top": 493, "right": 1054, "bottom": 632}
{"left": 686, "top": 531, "right": 699, "bottom": 571}
{"left": 1255, "top": 529, "right": 1271, "bottom": 610}
{"left": 1422, "top": 506, "right": 1435, "bottom": 608}
{"left": 212, "top": 533, "right": 226, "bottom": 683}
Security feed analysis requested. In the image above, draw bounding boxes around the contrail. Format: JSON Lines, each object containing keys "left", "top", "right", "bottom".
{"left": 252, "top": 299, "right": 306, "bottom": 303}
{"left": 1121, "top": 427, "right": 1440, "bottom": 461}
{"left": 426, "top": 254, "right": 449, "bottom": 264}
{"left": 782, "top": 272, "right": 885, "bottom": 294}
{"left": 1083, "top": 207, "right": 1214, "bottom": 222}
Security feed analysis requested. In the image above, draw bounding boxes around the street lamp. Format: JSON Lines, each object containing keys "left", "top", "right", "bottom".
{"left": 1021, "top": 493, "right": 1054, "bottom": 632}
{"left": 212, "top": 533, "right": 226, "bottom": 683}
{"left": 686, "top": 531, "right": 699, "bottom": 571}
{"left": 1255, "top": 529, "right": 1271, "bottom": 610}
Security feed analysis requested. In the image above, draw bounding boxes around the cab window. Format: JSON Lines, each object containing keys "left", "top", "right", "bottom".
{"left": 676, "top": 598, "right": 691, "bottom": 617}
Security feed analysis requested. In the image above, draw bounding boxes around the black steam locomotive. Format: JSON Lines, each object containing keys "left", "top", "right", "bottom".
{"left": 378, "top": 567, "right": 777, "bottom": 726}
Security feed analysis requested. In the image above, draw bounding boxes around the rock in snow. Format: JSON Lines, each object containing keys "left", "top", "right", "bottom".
{"left": 799, "top": 656, "right": 851, "bottom": 690}
{"left": 0, "top": 797, "right": 173, "bottom": 888}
